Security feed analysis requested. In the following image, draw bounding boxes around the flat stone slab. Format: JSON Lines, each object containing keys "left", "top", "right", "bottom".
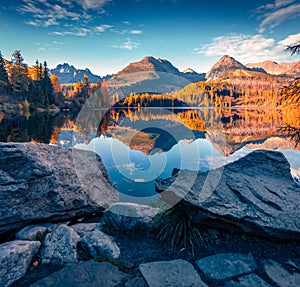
{"left": 264, "top": 260, "right": 300, "bottom": 287}
{"left": 139, "top": 259, "right": 208, "bottom": 287}
{"left": 196, "top": 253, "right": 257, "bottom": 280}
{"left": 223, "top": 274, "right": 272, "bottom": 287}
{"left": 29, "top": 261, "right": 128, "bottom": 287}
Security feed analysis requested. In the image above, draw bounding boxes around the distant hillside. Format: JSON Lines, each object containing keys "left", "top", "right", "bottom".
{"left": 246, "top": 60, "right": 298, "bottom": 75}
{"left": 50, "top": 63, "right": 112, "bottom": 84}
{"left": 205, "top": 55, "right": 293, "bottom": 84}
{"left": 206, "top": 55, "right": 247, "bottom": 81}
{"left": 182, "top": 68, "right": 206, "bottom": 82}
{"left": 108, "top": 56, "right": 203, "bottom": 95}
{"left": 284, "top": 62, "right": 300, "bottom": 78}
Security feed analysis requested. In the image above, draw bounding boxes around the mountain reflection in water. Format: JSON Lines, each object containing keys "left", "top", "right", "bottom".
{"left": 0, "top": 107, "right": 299, "bottom": 202}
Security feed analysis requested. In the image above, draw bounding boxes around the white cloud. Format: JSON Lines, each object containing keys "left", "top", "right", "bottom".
{"left": 112, "top": 39, "right": 140, "bottom": 50}
{"left": 257, "top": 0, "right": 300, "bottom": 32}
{"left": 76, "top": 0, "right": 111, "bottom": 10}
{"left": 95, "top": 24, "right": 112, "bottom": 33}
{"left": 130, "top": 30, "right": 142, "bottom": 35}
{"left": 196, "top": 33, "right": 300, "bottom": 63}
{"left": 278, "top": 32, "right": 300, "bottom": 47}
{"left": 37, "top": 47, "right": 46, "bottom": 52}
{"left": 51, "top": 28, "right": 91, "bottom": 37}
{"left": 25, "top": 20, "right": 40, "bottom": 26}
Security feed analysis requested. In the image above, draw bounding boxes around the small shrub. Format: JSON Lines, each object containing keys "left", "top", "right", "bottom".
{"left": 154, "top": 206, "right": 206, "bottom": 255}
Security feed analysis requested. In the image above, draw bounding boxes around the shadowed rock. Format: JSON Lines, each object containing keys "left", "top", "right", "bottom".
{"left": 0, "top": 143, "right": 118, "bottom": 235}
{"left": 29, "top": 261, "right": 128, "bottom": 287}
{"left": 0, "top": 240, "right": 40, "bottom": 287}
{"left": 139, "top": 259, "right": 208, "bottom": 287}
{"left": 156, "top": 150, "right": 300, "bottom": 240}
{"left": 103, "top": 202, "right": 160, "bottom": 231}
{"left": 41, "top": 225, "right": 81, "bottom": 264}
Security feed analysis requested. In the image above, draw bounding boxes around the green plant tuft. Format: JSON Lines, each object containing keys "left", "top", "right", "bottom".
{"left": 154, "top": 206, "right": 206, "bottom": 255}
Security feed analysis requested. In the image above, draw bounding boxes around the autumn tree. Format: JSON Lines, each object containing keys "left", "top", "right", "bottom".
{"left": 51, "top": 74, "right": 61, "bottom": 94}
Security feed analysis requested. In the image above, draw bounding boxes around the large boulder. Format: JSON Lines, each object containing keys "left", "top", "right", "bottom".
{"left": 0, "top": 240, "right": 41, "bottom": 287}
{"left": 0, "top": 143, "right": 118, "bottom": 235}
{"left": 156, "top": 150, "right": 300, "bottom": 240}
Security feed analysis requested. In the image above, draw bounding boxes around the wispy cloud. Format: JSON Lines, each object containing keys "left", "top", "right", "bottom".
{"left": 18, "top": 0, "right": 82, "bottom": 27}
{"left": 77, "top": 0, "right": 111, "bottom": 10}
{"left": 130, "top": 30, "right": 142, "bottom": 35}
{"left": 94, "top": 24, "right": 113, "bottom": 33}
{"left": 112, "top": 39, "right": 140, "bottom": 50}
{"left": 51, "top": 27, "right": 91, "bottom": 37}
{"left": 196, "top": 33, "right": 300, "bottom": 63}
{"left": 256, "top": 0, "right": 300, "bottom": 33}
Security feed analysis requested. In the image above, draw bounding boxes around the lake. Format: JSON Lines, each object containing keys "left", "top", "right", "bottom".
{"left": 1, "top": 107, "right": 299, "bottom": 204}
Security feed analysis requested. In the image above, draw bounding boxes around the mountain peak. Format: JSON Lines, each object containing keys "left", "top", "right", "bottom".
{"left": 246, "top": 60, "right": 298, "bottom": 75}
{"left": 206, "top": 55, "right": 247, "bottom": 80}
{"left": 116, "top": 56, "right": 181, "bottom": 76}
{"left": 183, "top": 68, "right": 197, "bottom": 74}
{"left": 51, "top": 63, "right": 103, "bottom": 84}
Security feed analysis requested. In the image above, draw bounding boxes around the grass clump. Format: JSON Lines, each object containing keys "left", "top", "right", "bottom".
{"left": 154, "top": 206, "right": 206, "bottom": 255}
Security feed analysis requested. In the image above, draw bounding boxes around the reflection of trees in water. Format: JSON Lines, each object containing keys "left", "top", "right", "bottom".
{"left": 0, "top": 111, "right": 76, "bottom": 143}
{"left": 108, "top": 107, "right": 300, "bottom": 137}
{"left": 281, "top": 125, "right": 300, "bottom": 147}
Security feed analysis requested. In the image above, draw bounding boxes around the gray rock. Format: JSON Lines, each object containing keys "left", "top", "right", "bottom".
{"left": 139, "top": 259, "right": 208, "bottom": 287}
{"left": 125, "top": 275, "right": 148, "bottom": 287}
{"left": 29, "top": 261, "right": 128, "bottom": 287}
{"left": 103, "top": 202, "right": 160, "bottom": 231}
{"left": 0, "top": 143, "right": 118, "bottom": 235}
{"left": 223, "top": 274, "right": 272, "bottom": 287}
{"left": 264, "top": 260, "right": 300, "bottom": 287}
{"left": 42, "top": 225, "right": 81, "bottom": 264}
{"left": 156, "top": 150, "right": 300, "bottom": 240}
{"left": 0, "top": 240, "right": 41, "bottom": 287}
{"left": 70, "top": 223, "right": 102, "bottom": 237}
{"left": 196, "top": 253, "right": 256, "bottom": 280}
{"left": 15, "top": 223, "right": 56, "bottom": 241}
{"left": 81, "top": 229, "right": 120, "bottom": 259}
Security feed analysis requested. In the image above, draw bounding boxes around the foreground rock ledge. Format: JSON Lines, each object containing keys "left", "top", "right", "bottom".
{"left": 0, "top": 143, "right": 118, "bottom": 235}
{"left": 156, "top": 150, "right": 300, "bottom": 240}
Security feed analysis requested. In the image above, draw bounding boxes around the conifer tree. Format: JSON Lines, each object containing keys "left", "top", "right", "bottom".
{"left": 9, "top": 50, "right": 29, "bottom": 97}
{"left": 0, "top": 51, "right": 10, "bottom": 94}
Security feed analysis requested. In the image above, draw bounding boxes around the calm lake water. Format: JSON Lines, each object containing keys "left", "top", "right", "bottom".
{"left": 1, "top": 107, "right": 299, "bottom": 204}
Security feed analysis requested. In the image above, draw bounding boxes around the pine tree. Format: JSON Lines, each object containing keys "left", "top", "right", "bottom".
{"left": 0, "top": 51, "right": 10, "bottom": 94}
{"left": 42, "top": 61, "right": 54, "bottom": 107}
{"left": 9, "top": 50, "right": 29, "bottom": 97}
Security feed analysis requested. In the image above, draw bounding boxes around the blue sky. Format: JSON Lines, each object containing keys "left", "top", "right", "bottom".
{"left": 0, "top": 0, "right": 299, "bottom": 75}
